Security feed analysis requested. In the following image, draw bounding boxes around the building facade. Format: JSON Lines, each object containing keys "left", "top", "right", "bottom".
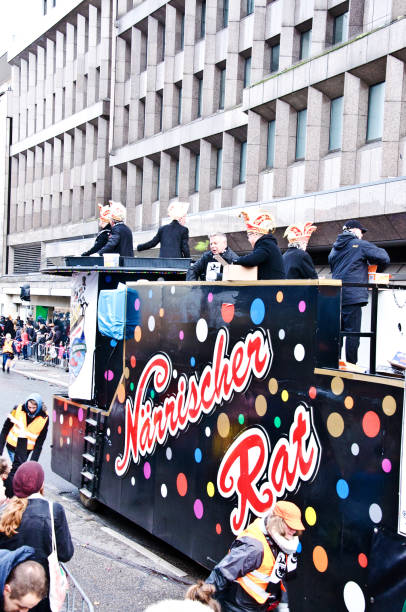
{"left": 2, "top": 0, "right": 406, "bottom": 313}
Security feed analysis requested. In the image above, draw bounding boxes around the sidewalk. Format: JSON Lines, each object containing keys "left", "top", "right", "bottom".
{"left": 13, "top": 358, "right": 69, "bottom": 387}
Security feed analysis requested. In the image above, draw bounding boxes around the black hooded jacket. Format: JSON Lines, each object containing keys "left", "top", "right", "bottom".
{"left": 186, "top": 247, "right": 238, "bottom": 280}
{"left": 283, "top": 246, "right": 318, "bottom": 279}
{"left": 137, "top": 220, "right": 190, "bottom": 258}
{"left": 81, "top": 225, "right": 111, "bottom": 256}
{"left": 328, "top": 232, "right": 390, "bottom": 305}
{"left": 236, "top": 234, "right": 285, "bottom": 280}
{"left": 98, "top": 222, "right": 134, "bottom": 257}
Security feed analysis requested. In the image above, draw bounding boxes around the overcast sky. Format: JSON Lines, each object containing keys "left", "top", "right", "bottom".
{"left": 0, "top": 0, "right": 41, "bottom": 56}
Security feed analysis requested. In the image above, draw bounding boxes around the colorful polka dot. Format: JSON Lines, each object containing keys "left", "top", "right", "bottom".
{"left": 216, "top": 523, "right": 222, "bottom": 535}
{"left": 362, "top": 411, "right": 380, "bottom": 438}
{"left": 104, "top": 370, "right": 114, "bottom": 381}
{"left": 382, "top": 395, "right": 396, "bottom": 416}
{"left": 130, "top": 355, "right": 136, "bottom": 368}
{"left": 195, "top": 448, "right": 202, "bottom": 463}
{"left": 281, "top": 390, "right": 289, "bottom": 402}
{"left": 331, "top": 376, "right": 344, "bottom": 395}
{"left": 159, "top": 308, "right": 164, "bottom": 317}
{"left": 69, "top": 417, "right": 73, "bottom": 427}
{"left": 177, "top": 473, "right": 187, "bottom": 496}
{"left": 217, "top": 413, "right": 230, "bottom": 438}
{"left": 294, "top": 344, "right": 305, "bottom": 361}
{"left": 148, "top": 316, "right": 155, "bottom": 331}
{"left": 278, "top": 329, "right": 285, "bottom": 340}
{"left": 238, "top": 414, "right": 244, "bottom": 425}
{"left": 313, "top": 546, "right": 328, "bottom": 572}
{"left": 194, "top": 499, "right": 204, "bottom": 519}
{"left": 117, "top": 426, "right": 122, "bottom": 434}
{"left": 309, "top": 386, "right": 317, "bottom": 399}
{"left": 327, "top": 412, "right": 344, "bottom": 437}
{"left": 336, "top": 479, "right": 349, "bottom": 499}
{"left": 134, "top": 298, "right": 140, "bottom": 310}
{"left": 134, "top": 326, "right": 142, "bottom": 342}
{"left": 369, "top": 503, "right": 382, "bottom": 523}
{"left": 190, "top": 356, "right": 196, "bottom": 367}
{"left": 143, "top": 462, "right": 151, "bottom": 479}
{"left": 351, "top": 443, "right": 359, "bottom": 456}
{"left": 221, "top": 303, "right": 235, "bottom": 323}
{"left": 52, "top": 410, "right": 57, "bottom": 423}
{"left": 250, "top": 298, "right": 265, "bottom": 325}
{"left": 205, "top": 427, "right": 211, "bottom": 437}
{"left": 207, "top": 482, "right": 215, "bottom": 497}
{"left": 110, "top": 339, "right": 117, "bottom": 347}
{"left": 268, "top": 378, "right": 278, "bottom": 395}
{"left": 344, "top": 396, "right": 354, "bottom": 410}
{"left": 276, "top": 291, "right": 284, "bottom": 303}
{"left": 274, "top": 416, "right": 281, "bottom": 428}
{"left": 130, "top": 382, "right": 134, "bottom": 391}
{"left": 208, "top": 292, "right": 213, "bottom": 303}
{"left": 124, "top": 367, "right": 130, "bottom": 379}
{"left": 78, "top": 408, "right": 84, "bottom": 422}
{"left": 305, "top": 507, "right": 317, "bottom": 526}
{"left": 161, "top": 484, "right": 167, "bottom": 498}
{"left": 255, "top": 395, "right": 267, "bottom": 416}
{"left": 358, "top": 553, "right": 368, "bottom": 568}
{"left": 196, "top": 318, "right": 208, "bottom": 342}
{"left": 131, "top": 477, "right": 135, "bottom": 486}
{"left": 166, "top": 447, "right": 172, "bottom": 460}
{"left": 117, "top": 384, "right": 126, "bottom": 404}
{"left": 382, "top": 458, "right": 392, "bottom": 473}
{"left": 59, "top": 415, "right": 64, "bottom": 424}
{"left": 343, "top": 581, "right": 365, "bottom": 612}
{"left": 179, "top": 330, "right": 184, "bottom": 340}
{"left": 106, "top": 453, "right": 110, "bottom": 462}
{"left": 298, "top": 300, "right": 306, "bottom": 313}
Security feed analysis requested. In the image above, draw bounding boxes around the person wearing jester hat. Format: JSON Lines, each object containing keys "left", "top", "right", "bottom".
{"left": 283, "top": 222, "right": 318, "bottom": 279}
{"left": 98, "top": 201, "right": 134, "bottom": 257}
{"left": 236, "top": 209, "right": 285, "bottom": 280}
{"left": 137, "top": 200, "right": 190, "bottom": 258}
{"left": 81, "top": 203, "right": 112, "bottom": 256}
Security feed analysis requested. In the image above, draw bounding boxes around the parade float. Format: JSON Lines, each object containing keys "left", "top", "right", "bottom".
{"left": 44, "top": 257, "right": 406, "bottom": 612}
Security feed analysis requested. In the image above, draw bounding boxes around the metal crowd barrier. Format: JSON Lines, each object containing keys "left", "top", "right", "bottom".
{"left": 13, "top": 340, "right": 70, "bottom": 369}
{"left": 61, "top": 563, "right": 94, "bottom": 612}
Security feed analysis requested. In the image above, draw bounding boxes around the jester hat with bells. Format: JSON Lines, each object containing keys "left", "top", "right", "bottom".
{"left": 167, "top": 200, "right": 189, "bottom": 221}
{"left": 98, "top": 203, "right": 111, "bottom": 224}
{"left": 108, "top": 200, "right": 127, "bottom": 222}
{"left": 284, "top": 222, "right": 317, "bottom": 248}
{"left": 239, "top": 209, "right": 276, "bottom": 234}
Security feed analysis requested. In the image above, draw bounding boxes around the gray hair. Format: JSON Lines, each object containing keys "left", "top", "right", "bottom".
{"left": 208, "top": 233, "right": 227, "bottom": 241}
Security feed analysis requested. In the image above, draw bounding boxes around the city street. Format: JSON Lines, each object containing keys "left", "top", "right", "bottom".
{"left": 0, "top": 367, "right": 206, "bottom": 611}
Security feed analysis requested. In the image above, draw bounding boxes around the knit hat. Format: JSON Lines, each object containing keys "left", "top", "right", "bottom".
{"left": 284, "top": 222, "right": 317, "bottom": 244}
{"left": 13, "top": 462, "right": 45, "bottom": 498}
{"left": 274, "top": 501, "right": 305, "bottom": 531}
{"left": 239, "top": 209, "right": 275, "bottom": 234}
{"left": 108, "top": 201, "right": 127, "bottom": 222}
{"left": 167, "top": 201, "right": 189, "bottom": 221}
{"left": 98, "top": 203, "right": 111, "bottom": 223}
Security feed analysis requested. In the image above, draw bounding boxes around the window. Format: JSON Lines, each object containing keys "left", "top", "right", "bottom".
{"left": 216, "top": 148, "right": 222, "bottom": 187}
{"left": 177, "top": 85, "right": 182, "bottom": 124}
{"left": 157, "top": 165, "right": 161, "bottom": 200}
{"left": 219, "top": 68, "right": 226, "bottom": 109}
{"left": 157, "top": 92, "right": 163, "bottom": 132}
{"left": 239, "top": 141, "right": 247, "bottom": 183}
{"left": 247, "top": 0, "right": 254, "bottom": 16}
{"left": 200, "top": 1, "right": 206, "bottom": 38}
{"left": 270, "top": 43, "right": 280, "bottom": 73}
{"left": 329, "top": 96, "right": 343, "bottom": 151}
{"left": 195, "top": 154, "right": 200, "bottom": 192}
{"left": 197, "top": 77, "right": 203, "bottom": 118}
{"left": 367, "top": 82, "right": 385, "bottom": 141}
{"left": 223, "top": 0, "right": 229, "bottom": 28}
{"left": 266, "top": 120, "right": 275, "bottom": 168}
{"left": 43, "top": 0, "right": 47, "bottom": 15}
{"left": 243, "top": 56, "right": 251, "bottom": 88}
{"left": 175, "top": 160, "right": 180, "bottom": 196}
{"left": 333, "top": 12, "right": 348, "bottom": 45}
{"left": 300, "top": 29, "right": 312, "bottom": 60}
{"left": 295, "top": 109, "right": 307, "bottom": 159}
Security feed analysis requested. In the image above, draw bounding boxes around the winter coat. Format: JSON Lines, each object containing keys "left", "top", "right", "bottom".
{"left": 186, "top": 247, "right": 238, "bottom": 280}
{"left": 0, "top": 496, "right": 74, "bottom": 612}
{"left": 328, "top": 232, "right": 390, "bottom": 305}
{"left": 0, "top": 546, "right": 36, "bottom": 612}
{"left": 283, "top": 246, "right": 318, "bottom": 279}
{"left": 137, "top": 220, "right": 190, "bottom": 258}
{"left": 82, "top": 225, "right": 111, "bottom": 256}
{"left": 98, "top": 222, "right": 134, "bottom": 257}
{"left": 3, "top": 320, "right": 14, "bottom": 338}
{"left": 236, "top": 234, "right": 285, "bottom": 280}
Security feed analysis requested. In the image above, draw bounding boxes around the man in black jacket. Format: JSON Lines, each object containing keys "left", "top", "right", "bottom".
{"left": 236, "top": 209, "right": 285, "bottom": 280}
{"left": 137, "top": 201, "right": 190, "bottom": 258}
{"left": 186, "top": 233, "right": 238, "bottom": 280}
{"left": 328, "top": 219, "right": 390, "bottom": 364}
{"left": 283, "top": 222, "right": 318, "bottom": 279}
{"left": 98, "top": 201, "right": 134, "bottom": 257}
{"left": 81, "top": 203, "right": 111, "bottom": 256}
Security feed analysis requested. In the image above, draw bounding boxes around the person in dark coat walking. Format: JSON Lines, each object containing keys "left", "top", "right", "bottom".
{"left": 137, "top": 201, "right": 190, "bottom": 258}
{"left": 3, "top": 318, "right": 14, "bottom": 340}
{"left": 328, "top": 219, "right": 390, "bottom": 364}
{"left": 0, "top": 462, "right": 74, "bottom": 612}
{"left": 236, "top": 210, "right": 285, "bottom": 280}
{"left": 98, "top": 201, "right": 134, "bottom": 257}
{"left": 81, "top": 203, "right": 112, "bottom": 256}
{"left": 0, "top": 547, "right": 47, "bottom": 612}
{"left": 283, "top": 222, "right": 318, "bottom": 279}
{"left": 186, "top": 233, "right": 238, "bottom": 280}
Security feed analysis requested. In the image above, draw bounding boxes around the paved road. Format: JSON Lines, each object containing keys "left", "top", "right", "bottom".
{"left": 0, "top": 366, "right": 207, "bottom": 611}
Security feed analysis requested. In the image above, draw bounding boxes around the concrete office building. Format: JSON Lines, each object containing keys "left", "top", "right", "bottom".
{"left": 2, "top": 0, "right": 406, "bottom": 314}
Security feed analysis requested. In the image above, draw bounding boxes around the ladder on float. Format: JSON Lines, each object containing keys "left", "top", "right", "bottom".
{"left": 80, "top": 411, "right": 105, "bottom": 506}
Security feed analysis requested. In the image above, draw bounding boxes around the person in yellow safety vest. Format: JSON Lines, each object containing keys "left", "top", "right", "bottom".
{"left": 205, "top": 501, "right": 305, "bottom": 612}
{"left": 0, "top": 394, "right": 49, "bottom": 463}
{"left": 2, "top": 334, "right": 15, "bottom": 373}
